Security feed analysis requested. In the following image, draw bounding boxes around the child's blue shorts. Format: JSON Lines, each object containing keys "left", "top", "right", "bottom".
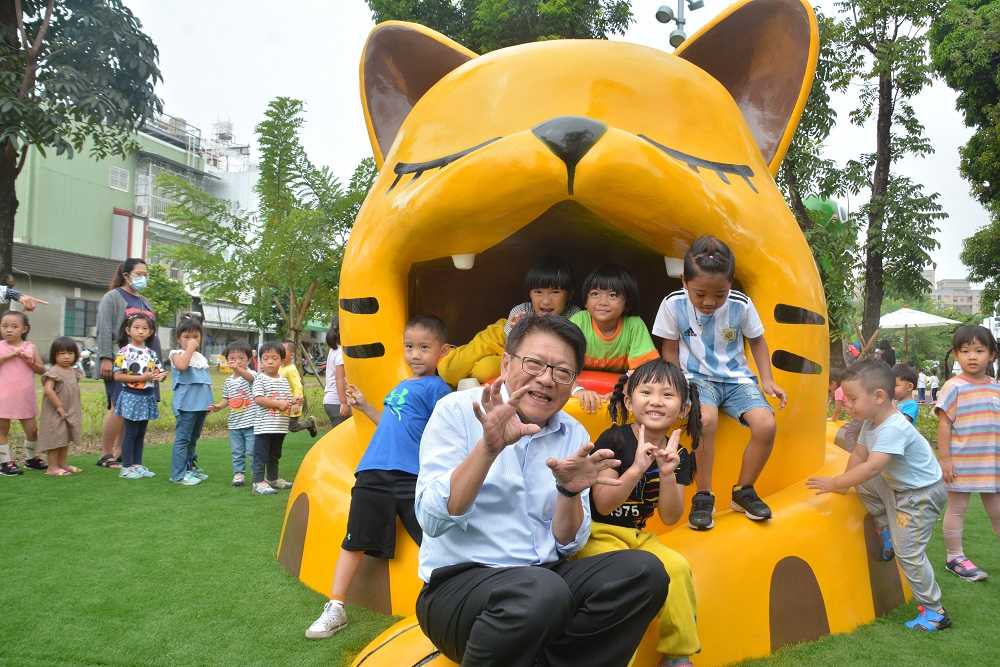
{"left": 689, "top": 377, "right": 771, "bottom": 424}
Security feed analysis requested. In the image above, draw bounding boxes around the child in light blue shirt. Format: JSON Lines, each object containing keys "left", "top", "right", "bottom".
{"left": 168, "top": 316, "right": 214, "bottom": 485}
{"left": 893, "top": 363, "right": 919, "bottom": 424}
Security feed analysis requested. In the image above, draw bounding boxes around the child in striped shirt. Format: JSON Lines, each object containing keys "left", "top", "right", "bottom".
{"left": 211, "top": 341, "right": 257, "bottom": 487}
{"left": 251, "top": 342, "right": 300, "bottom": 496}
{"left": 653, "top": 236, "right": 786, "bottom": 531}
{"left": 936, "top": 325, "right": 1000, "bottom": 582}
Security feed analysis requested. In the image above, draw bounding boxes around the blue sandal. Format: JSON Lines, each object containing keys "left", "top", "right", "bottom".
{"left": 878, "top": 527, "right": 894, "bottom": 561}
{"left": 904, "top": 606, "right": 951, "bottom": 632}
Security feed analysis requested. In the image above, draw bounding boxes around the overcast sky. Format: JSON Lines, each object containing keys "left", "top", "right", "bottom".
{"left": 125, "top": 0, "right": 989, "bottom": 281}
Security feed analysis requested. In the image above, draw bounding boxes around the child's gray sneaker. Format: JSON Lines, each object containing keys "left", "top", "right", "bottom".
{"left": 269, "top": 478, "right": 293, "bottom": 490}
{"left": 305, "top": 600, "right": 347, "bottom": 639}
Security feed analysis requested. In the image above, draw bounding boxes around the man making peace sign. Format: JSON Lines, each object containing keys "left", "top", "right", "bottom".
{"left": 415, "top": 314, "right": 668, "bottom": 667}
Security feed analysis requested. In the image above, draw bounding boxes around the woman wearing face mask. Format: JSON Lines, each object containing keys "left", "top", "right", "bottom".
{"left": 95, "top": 258, "right": 161, "bottom": 468}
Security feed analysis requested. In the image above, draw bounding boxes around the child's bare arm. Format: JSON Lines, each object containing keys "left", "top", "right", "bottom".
{"left": 171, "top": 339, "right": 199, "bottom": 371}
{"left": 936, "top": 414, "right": 955, "bottom": 483}
{"left": 347, "top": 383, "right": 381, "bottom": 424}
{"left": 845, "top": 443, "right": 869, "bottom": 471}
{"left": 113, "top": 371, "right": 152, "bottom": 383}
{"left": 660, "top": 338, "right": 680, "bottom": 365}
{"left": 42, "top": 378, "right": 67, "bottom": 417}
{"left": 590, "top": 466, "right": 639, "bottom": 515}
{"left": 233, "top": 366, "right": 255, "bottom": 382}
{"left": 254, "top": 395, "right": 293, "bottom": 410}
{"left": 747, "top": 335, "right": 787, "bottom": 408}
{"left": 209, "top": 398, "right": 227, "bottom": 413}
{"left": 656, "top": 475, "right": 685, "bottom": 525}
{"left": 808, "top": 451, "right": 890, "bottom": 494}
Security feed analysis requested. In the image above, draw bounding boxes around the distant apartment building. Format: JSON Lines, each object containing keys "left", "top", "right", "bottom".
{"left": 10, "top": 114, "right": 267, "bottom": 358}
{"left": 932, "top": 278, "right": 983, "bottom": 315}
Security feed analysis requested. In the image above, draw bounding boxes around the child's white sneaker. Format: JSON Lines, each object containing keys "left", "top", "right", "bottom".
{"left": 269, "top": 478, "right": 293, "bottom": 490}
{"left": 232, "top": 472, "right": 245, "bottom": 487}
{"left": 253, "top": 481, "right": 277, "bottom": 495}
{"left": 305, "top": 600, "right": 348, "bottom": 639}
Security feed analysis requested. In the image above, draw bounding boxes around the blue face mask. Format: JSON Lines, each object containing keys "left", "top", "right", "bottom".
{"left": 131, "top": 275, "right": 148, "bottom": 292}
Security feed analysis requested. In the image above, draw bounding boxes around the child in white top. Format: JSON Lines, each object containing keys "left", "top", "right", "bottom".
{"left": 653, "top": 236, "right": 786, "bottom": 531}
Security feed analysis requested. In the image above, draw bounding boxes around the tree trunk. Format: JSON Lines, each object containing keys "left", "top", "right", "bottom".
{"left": 861, "top": 71, "right": 894, "bottom": 341}
{"left": 785, "top": 163, "right": 814, "bottom": 232}
{"left": 0, "top": 0, "right": 22, "bottom": 281}
{"left": 0, "top": 147, "right": 19, "bottom": 280}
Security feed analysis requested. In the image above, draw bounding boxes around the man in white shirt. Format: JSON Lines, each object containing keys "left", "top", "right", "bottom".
{"left": 415, "top": 314, "right": 668, "bottom": 667}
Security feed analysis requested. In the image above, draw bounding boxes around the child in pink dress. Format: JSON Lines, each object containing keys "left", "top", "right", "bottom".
{"left": 0, "top": 311, "right": 46, "bottom": 475}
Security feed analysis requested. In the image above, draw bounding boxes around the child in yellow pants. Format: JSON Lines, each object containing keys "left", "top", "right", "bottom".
{"left": 437, "top": 256, "right": 578, "bottom": 386}
{"left": 583, "top": 359, "right": 702, "bottom": 666}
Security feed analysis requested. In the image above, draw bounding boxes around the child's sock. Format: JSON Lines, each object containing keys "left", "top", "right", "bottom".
{"left": 329, "top": 595, "right": 345, "bottom": 604}
{"left": 0, "top": 443, "right": 12, "bottom": 464}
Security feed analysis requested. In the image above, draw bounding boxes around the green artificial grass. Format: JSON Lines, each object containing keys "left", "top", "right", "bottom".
{"left": 2, "top": 431, "right": 998, "bottom": 666}
{"left": 0, "top": 433, "right": 394, "bottom": 667}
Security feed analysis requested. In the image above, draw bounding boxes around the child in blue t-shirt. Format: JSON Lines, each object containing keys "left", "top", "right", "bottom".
{"left": 893, "top": 364, "right": 919, "bottom": 423}
{"left": 168, "top": 316, "right": 214, "bottom": 486}
{"left": 305, "top": 315, "right": 452, "bottom": 640}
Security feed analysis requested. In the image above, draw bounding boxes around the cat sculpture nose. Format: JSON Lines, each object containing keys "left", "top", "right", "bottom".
{"left": 532, "top": 116, "right": 607, "bottom": 194}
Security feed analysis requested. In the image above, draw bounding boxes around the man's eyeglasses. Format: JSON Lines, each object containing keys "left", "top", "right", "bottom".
{"left": 510, "top": 354, "right": 577, "bottom": 385}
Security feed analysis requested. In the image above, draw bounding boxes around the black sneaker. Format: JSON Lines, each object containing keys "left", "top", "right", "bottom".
{"left": 688, "top": 491, "right": 715, "bottom": 530}
{"left": 24, "top": 457, "right": 48, "bottom": 471}
{"left": 731, "top": 485, "right": 772, "bottom": 521}
{"left": 1, "top": 461, "right": 24, "bottom": 476}
{"left": 307, "top": 417, "right": 318, "bottom": 438}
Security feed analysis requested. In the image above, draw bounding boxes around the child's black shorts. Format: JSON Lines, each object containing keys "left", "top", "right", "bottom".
{"left": 342, "top": 469, "right": 422, "bottom": 559}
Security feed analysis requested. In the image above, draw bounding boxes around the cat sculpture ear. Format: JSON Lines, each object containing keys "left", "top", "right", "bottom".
{"left": 360, "top": 22, "right": 477, "bottom": 168}
{"left": 676, "top": 0, "right": 819, "bottom": 175}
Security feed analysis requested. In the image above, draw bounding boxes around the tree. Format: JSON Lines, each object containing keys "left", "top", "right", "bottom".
{"left": 929, "top": 0, "right": 1000, "bottom": 316}
{"left": 928, "top": 0, "right": 1000, "bottom": 211}
{"left": 961, "top": 214, "right": 1000, "bottom": 313}
{"left": 157, "top": 97, "right": 376, "bottom": 361}
{"left": 143, "top": 263, "right": 190, "bottom": 325}
{"left": 0, "top": 0, "right": 162, "bottom": 280}
{"left": 836, "top": 0, "right": 947, "bottom": 340}
{"left": 366, "top": 0, "right": 634, "bottom": 52}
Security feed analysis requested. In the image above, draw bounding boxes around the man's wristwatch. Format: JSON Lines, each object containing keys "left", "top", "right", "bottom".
{"left": 555, "top": 483, "right": 580, "bottom": 497}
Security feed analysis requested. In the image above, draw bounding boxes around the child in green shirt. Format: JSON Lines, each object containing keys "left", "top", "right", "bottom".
{"left": 570, "top": 264, "right": 658, "bottom": 412}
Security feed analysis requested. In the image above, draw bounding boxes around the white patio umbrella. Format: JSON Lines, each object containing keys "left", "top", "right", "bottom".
{"left": 879, "top": 308, "right": 961, "bottom": 354}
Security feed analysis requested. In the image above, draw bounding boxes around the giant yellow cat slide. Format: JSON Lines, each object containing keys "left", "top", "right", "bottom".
{"left": 278, "top": 1, "right": 909, "bottom": 664}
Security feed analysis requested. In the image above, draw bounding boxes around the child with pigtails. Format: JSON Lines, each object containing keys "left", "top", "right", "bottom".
{"left": 574, "top": 358, "right": 702, "bottom": 667}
